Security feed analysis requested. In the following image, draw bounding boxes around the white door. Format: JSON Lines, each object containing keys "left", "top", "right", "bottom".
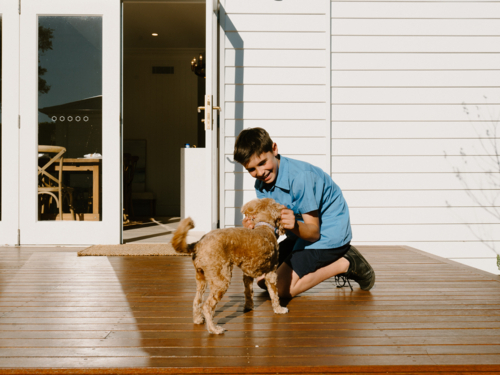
{"left": 20, "top": 0, "right": 121, "bottom": 244}
{"left": 204, "top": 0, "right": 219, "bottom": 230}
{"left": 0, "top": 0, "right": 20, "bottom": 245}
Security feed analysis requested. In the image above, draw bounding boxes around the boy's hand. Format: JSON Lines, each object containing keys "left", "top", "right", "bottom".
{"left": 281, "top": 207, "right": 320, "bottom": 242}
{"left": 242, "top": 216, "right": 255, "bottom": 229}
{"left": 281, "top": 207, "right": 297, "bottom": 231}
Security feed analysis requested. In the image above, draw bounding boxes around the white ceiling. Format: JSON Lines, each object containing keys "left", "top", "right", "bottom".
{"left": 123, "top": 2, "right": 205, "bottom": 49}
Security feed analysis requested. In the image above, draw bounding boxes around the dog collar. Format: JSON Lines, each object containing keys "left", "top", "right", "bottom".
{"left": 254, "top": 222, "right": 279, "bottom": 237}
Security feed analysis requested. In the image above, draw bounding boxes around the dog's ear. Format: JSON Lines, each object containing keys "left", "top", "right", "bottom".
{"left": 270, "top": 200, "right": 286, "bottom": 236}
{"left": 241, "top": 201, "right": 250, "bottom": 216}
{"left": 241, "top": 199, "right": 258, "bottom": 216}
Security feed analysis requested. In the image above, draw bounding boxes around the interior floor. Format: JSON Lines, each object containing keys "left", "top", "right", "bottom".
{"left": 123, "top": 217, "right": 180, "bottom": 244}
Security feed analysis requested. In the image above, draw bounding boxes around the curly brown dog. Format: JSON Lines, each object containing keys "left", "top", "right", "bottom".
{"left": 171, "top": 198, "right": 289, "bottom": 334}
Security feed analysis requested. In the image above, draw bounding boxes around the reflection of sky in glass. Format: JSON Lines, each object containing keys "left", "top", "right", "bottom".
{"left": 38, "top": 17, "right": 102, "bottom": 123}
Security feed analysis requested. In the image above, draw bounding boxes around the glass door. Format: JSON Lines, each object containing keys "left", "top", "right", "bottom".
{"left": 0, "top": 0, "right": 20, "bottom": 245}
{"left": 20, "top": 0, "right": 121, "bottom": 244}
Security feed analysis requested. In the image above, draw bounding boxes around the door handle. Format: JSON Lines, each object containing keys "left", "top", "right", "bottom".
{"left": 198, "top": 106, "right": 220, "bottom": 113}
{"left": 198, "top": 99, "right": 221, "bottom": 128}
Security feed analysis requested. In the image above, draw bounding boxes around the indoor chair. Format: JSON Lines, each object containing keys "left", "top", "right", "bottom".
{"left": 38, "top": 145, "right": 76, "bottom": 221}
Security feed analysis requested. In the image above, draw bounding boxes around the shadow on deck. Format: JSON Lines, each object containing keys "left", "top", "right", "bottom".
{"left": 0, "top": 245, "right": 499, "bottom": 374}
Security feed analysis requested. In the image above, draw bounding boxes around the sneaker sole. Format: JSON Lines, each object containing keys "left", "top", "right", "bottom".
{"left": 349, "top": 246, "right": 376, "bottom": 291}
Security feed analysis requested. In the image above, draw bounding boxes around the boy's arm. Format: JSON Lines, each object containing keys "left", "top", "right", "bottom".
{"left": 281, "top": 208, "right": 320, "bottom": 242}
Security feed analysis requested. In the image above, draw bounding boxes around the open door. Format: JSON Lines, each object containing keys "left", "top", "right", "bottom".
{"left": 200, "top": 0, "right": 219, "bottom": 231}
{"left": 19, "top": 0, "right": 121, "bottom": 244}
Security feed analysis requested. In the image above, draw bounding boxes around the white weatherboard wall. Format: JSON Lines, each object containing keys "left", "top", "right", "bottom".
{"left": 220, "top": 0, "right": 500, "bottom": 275}
{"left": 330, "top": 1, "right": 500, "bottom": 275}
{"left": 221, "top": 0, "right": 331, "bottom": 228}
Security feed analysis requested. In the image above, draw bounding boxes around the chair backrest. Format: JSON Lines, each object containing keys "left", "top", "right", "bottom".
{"left": 38, "top": 145, "right": 67, "bottom": 185}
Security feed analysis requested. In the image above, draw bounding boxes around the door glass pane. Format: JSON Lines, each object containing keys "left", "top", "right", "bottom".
{"left": 38, "top": 16, "right": 102, "bottom": 221}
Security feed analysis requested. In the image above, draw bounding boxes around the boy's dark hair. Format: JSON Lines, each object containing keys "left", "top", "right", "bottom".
{"left": 234, "top": 127, "right": 274, "bottom": 166}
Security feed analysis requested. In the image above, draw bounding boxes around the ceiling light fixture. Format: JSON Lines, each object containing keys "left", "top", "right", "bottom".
{"left": 191, "top": 53, "right": 205, "bottom": 78}
{"left": 152, "top": 33, "right": 158, "bottom": 36}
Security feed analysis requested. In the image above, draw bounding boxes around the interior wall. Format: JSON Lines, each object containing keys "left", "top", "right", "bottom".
{"left": 124, "top": 48, "right": 204, "bottom": 216}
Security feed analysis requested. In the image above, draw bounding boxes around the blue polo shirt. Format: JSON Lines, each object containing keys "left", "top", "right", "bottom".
{"left": 255, "top": 155, "right": 352, "bottom": 251}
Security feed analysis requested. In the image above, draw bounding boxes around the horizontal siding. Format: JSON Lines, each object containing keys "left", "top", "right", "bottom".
{"left": 342, "top": 190, "right": 493, "bottom": 208}
{"left": 225, "top": 14, "right": 326, "bottom": 32}
{"left": 224, "top": 182, "right": 496, "bottom": 207}
{"left": 331, "top": 53, "right": 500, "bottom": 70}
{"left": 332, "top": 36, "right": 500, "bottom": 53}
{"left": 352, "top": 225, "right": 500, "bottom": 242}
{"left": 330, "top": 2, "right": 500, "bottom": 18}
{"left": 331, "top": 139, "right": 497, "bottom": 156}
{"left": 221, "top": 0, "right": 499, "bottom": 274}
{"left": 331, "top": 173, "right": 492, "bottom": 190}
{"left": 225, "top": 49, "right": 326, "bottom": 67}
{"left": 226, "top": 85, "right": 325, "bottom": 102}
{"left": 225, "top": 1, "right": 326, "bottom": 14}
{"left": 331, "top": 19, "right": 500, "bottom": 36}
{"left": 225, "top": 102, "right": 326, "bottom": 120}
{"left": 331, "top": 0, "right": 500, "bottom": 273}
{"left": 350, "top": 207, "right": 500, "bottom": 224}
{"left": 331, "top": 156, "right": 493, "bottom": 173}
{"left": 226, "top": 32, "right": 325, "bottom": 49}
{"left": 225, "top": 137, "right": 327, "bottom": 155}
{"left": 226, "top": 207, "right": 499, "bottom": 225}
{"left": 222, "top": 1, "right": 330, "bottom": 229}
{"left": 332, "top": 89, "right": 500, "bottom": 105}
{"left": 330, "top": 105, "right": 499, "bottom": 121}
{"left": 226, "top": 67, "right": 326, "bottom": 84}
{"left": 331, "top": 71, "right": 500, "bottom": 87}
{"left": 330, "top": 122, "right": 498, "bottom": 138}
{"left": 227, "top": 171, "right": 493, "bottom": 190}
{"left": 224, "top": 120, "right": 326, "bottom": 137}
{"left": 225, "top": 154, "right": 327, "bottom": 173}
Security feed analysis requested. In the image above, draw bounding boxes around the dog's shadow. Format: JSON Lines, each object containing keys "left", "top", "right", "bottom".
{"left": 214, "top": 291, "right": 268, "bottom": 326}
{"left": 213, "top": 286, "right": 294, "bottom": 326}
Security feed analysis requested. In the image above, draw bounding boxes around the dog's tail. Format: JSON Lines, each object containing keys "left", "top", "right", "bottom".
{"left": 171, "top": 217, "right": 197, "bottom": 254}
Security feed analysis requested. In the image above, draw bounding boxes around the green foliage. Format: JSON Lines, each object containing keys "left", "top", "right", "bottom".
{"left": 38, "top": 25, "right": 54, "bottom": 95}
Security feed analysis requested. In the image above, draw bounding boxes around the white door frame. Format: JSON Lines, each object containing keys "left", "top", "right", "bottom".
{"left": 205, "top": 0, "right": 219, "bottom": 231}
{"left": 0, "top": 0, "right": 20, "bottom": 245}
{"left": 19, "top": 0, "right": 121, "bottom": 245}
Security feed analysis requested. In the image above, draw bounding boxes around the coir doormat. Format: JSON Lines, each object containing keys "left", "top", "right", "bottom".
{"left": 77, "top": 243, "right": 188, "bottom": 256}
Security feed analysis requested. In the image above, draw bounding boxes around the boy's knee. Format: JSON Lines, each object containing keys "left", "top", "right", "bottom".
{"left": 278, "top": 287, "right": 292, "bottom": 299}
{"left": 277, "top": 279, "right": 294, "bottom": 299}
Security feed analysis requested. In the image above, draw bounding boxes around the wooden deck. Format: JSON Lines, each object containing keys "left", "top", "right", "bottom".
{"left": 0, "top": 245, "right": 499, "bottom": 374}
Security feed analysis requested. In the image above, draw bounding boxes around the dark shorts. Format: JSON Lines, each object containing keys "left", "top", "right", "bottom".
{"left": 278, "top": 236, "right": 351, "bottom": 279}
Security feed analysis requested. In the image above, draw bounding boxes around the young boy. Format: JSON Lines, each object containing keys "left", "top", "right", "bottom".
{"left": 234, "top": 127, "right": 375, "bottom": 298}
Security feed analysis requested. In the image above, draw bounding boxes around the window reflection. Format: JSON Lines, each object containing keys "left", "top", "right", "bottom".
{"left": 38, "top": 17, "right": 102, "bottom": 221}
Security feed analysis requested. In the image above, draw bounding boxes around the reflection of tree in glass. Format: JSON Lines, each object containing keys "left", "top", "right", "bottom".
{"left": 39, "top": 25, "right": 54, "bottom": 95}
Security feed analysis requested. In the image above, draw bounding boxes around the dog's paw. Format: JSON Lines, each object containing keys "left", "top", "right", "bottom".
{"left": 193, "top": 315, "right": 205, "bottom": 324}
{"left": 209, "top": 325, "right": 225, "bottom": 335}
{"left": 273, "top": 306, "right": 288, "bottom": 314}
{"left": 243, "top": 303, "right": 254, "bottom": 312}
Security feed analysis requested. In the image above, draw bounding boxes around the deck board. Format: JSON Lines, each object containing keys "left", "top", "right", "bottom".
{"left": 0, "top": 245, "right": 499, "bottom": 374}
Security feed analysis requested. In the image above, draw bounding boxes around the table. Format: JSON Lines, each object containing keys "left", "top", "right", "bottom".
{"left": 55, "top": 158, "right": 101, "bottom": 221}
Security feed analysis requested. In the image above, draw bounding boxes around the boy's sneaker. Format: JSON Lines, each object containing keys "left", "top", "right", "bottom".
{"left": 343, "top": 246, "right": 375, "bottom": 291}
